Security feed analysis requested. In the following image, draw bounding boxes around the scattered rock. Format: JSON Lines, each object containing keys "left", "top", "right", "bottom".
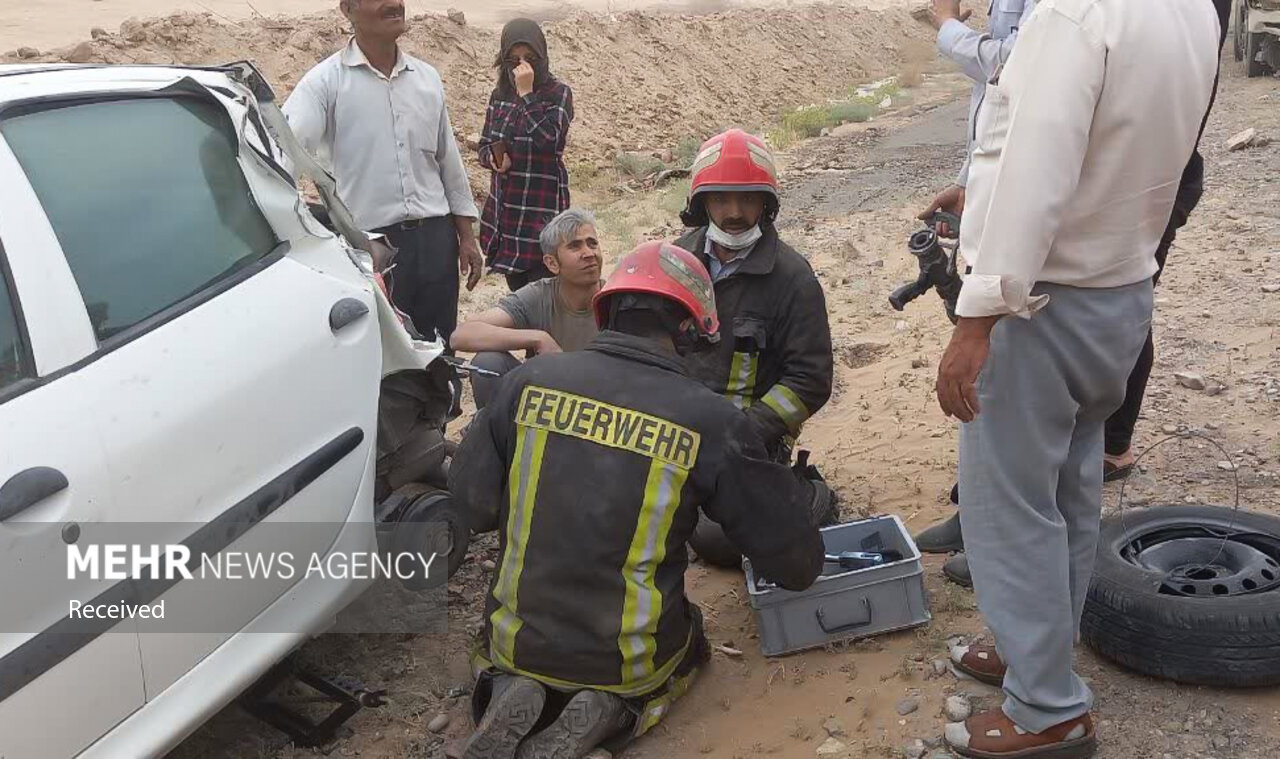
{"left": 715, "top": 644, "right": 744, "bottom": 658}
{"left": 481, "top": 559, "right": 497, "bottom": 572}
{"left": 944, "top": 695, "right": 972, "bottom": 722}
{"left": 1226, "top": 128, "right": 1259, "bottom": 151}
{"left": 1205, "top": 382, "right": 1227, "bottom": 397}
{"left": 903, "top": 738, "right": 928, "bottom": 759}
{"left": 16, "top": 47, "right": 39, "bottom": 59}
{"left": 427, "top": 713, "right": 451, "bottom": 733}
{"left": 932, "top": 659, "right": 949, "bottom": 676}
{"left": 1175, "top": 372, "right": 1207, "bottom": 391}
{"left": 120, "top": 18, "right": 148, "bottom": 44}
{"left": 64, "top": 42, "right": 95, "bottom": 64}
{"left": 823, "top": 717, "right": 847, "bottom": 738}
{"left": 287, "top": 30, "right": 314, "bottom": 51}
{"left": 895, "top": 320, "right": 909, "bottom": 332}
{"left": 584, "top": 751, "right": 612, "bottom": 759}
{"left": 911, "top": 358, "right": 930, "bottom": 369}
{"left": 1217, "top": 461, "right": 1237, "bottom": 472}
{"left": 91, "top": 27, "right": 109, "bottom": 40}
{"left": 1206, "top": 422, "right": 1221, "bottom": 430}
{"left": 1262, "top": 284, "right": 1280, "bottom": 293}
{"left": 896, "top": 697, "right": 920, "bottom": 716}
{"left": 928, "top": 752, "right": 957, "bottom": 759}
{"left": 820, "top": 127, "right": 832, "bottom": 137}
{"left": 447, "top": 8, "right": 467, "bottom": 25}
{"left": 1161, "top": 424, "right": 1180, "bottom": 434}
{"left": 816, "top": 737, "right": 848, "bottom": 756}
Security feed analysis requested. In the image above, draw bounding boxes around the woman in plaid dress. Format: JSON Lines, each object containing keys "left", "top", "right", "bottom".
{"left": 479, "top": 19, "right": 575, "bottom": 292}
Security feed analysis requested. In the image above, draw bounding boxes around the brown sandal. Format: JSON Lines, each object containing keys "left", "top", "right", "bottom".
{"left": 950, "top": 642, "right": 1006, "bottom": 686}
{"left": 946, "top": 709, "right": 1096, "bottom": 759}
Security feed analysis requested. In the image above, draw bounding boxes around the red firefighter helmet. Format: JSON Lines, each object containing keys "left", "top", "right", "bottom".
{"left": 682, "top": 129, "right": 780, "bottom": 227}
{"left": 689, "top": 128, "right": 779, "bottom": 197}
{"left": 593, "top": 241, "right": 720, "bottom": 341}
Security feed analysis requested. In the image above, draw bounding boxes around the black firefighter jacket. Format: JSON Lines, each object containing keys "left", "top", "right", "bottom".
{"left": 449, "top": 332, "right": 824, "bottom": 697}
{"left": 674, "top": 226, "right": 834, "bottom": 455}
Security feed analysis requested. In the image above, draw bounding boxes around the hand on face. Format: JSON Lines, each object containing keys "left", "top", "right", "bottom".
{"left": 512, "top": 61, "right": 536, "bottom": 96}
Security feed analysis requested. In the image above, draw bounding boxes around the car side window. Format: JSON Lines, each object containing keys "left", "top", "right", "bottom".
{"left": 0, "top": 96, "right": 278, "bottom": 343}
{"left": 0, "top": 260, "right": 30, "bottom": 391}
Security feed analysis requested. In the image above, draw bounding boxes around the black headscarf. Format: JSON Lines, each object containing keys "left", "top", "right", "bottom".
{"left": 494, "top": 18, "right": 553, "bottom": 98}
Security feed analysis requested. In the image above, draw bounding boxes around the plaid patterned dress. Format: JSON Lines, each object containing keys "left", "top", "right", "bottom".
{"left": 478, "top": 80, "right": 574, "bottom": 274}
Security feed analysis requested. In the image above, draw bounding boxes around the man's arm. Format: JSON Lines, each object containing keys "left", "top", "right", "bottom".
{"left": 450, "top": 307, "right": 560, "bottom": 355}
{"left": 934, "top": 0, "right": 1037, "bottom": 186}
{"left": 434, "top": 97, "right": 484, "bottom": 289}
{"left": 281, "top": 69, "right": 333, "bottom": 171}
{"left": 936, "top": 0, "right": 1037, "bottom": 85}
{"left": 954, "top": 7, "right": 1105, "bottom": 319}
{"left": 437, "top": 101, "right": 480, "bottom": 220}
{"left": 702, "top": 414, "right": 823, "bottom": 591}
{"left": 746, "top": 272, "right": 834, "bottom": 447}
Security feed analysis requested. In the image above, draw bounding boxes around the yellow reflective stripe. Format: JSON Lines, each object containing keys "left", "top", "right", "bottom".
{"left": 490, "top": 426, "right": 549, "bottom": 666}
{"left": 635, "top": 668, "right": 698, "bottom": 736}
{"left": 761, "top": 384, "right": 810, "bottom": 434}
{"left": 491, "top": 633, "right": 693, "bottom": 700}
{"left": 725, "top": 352, "right": 758, "bottom": 409}
{"left": 619, "top": 460, "right": 689, "bottom": 687}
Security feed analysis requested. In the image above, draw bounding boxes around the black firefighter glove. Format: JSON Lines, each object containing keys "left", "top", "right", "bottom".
{"left": 793, "top": 450, "right": 840, "bottom": 528}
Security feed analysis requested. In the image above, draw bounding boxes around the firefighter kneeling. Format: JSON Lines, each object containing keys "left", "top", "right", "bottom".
{"left": 450, "top": 241, "right": 824, "bottom": 759}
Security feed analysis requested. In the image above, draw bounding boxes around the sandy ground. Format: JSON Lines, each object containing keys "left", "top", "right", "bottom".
{"left": 0, "top": 0, "right": 919, "bottom": 52}
{"left": 167, "top": 32, "right": 1280, "bottom": 759}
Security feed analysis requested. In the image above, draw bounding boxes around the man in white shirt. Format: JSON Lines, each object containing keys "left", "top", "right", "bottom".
{"left": 284, "top": 0, "right": 483, "bottom": 347}
{"left": 917, "top": 0, "right": 1036, "bottom": 232}
{"left": 932, "top": 0, "right": 1220, "bottom": 756}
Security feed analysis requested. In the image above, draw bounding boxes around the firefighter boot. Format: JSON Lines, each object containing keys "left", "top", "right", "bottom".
{"left": 517, "top": 689, "right": 632, "bottom": 759}
{"left": 462, "top": 675, "right": 547, "bottom": 759}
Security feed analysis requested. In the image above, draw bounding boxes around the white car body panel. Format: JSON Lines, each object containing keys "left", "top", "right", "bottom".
{"left": 0, "top": 63, "right": 436, "bottom": 757}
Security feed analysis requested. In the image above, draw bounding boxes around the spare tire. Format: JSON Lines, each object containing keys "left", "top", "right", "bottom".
{"left": 1082, "top": 505, "right": 1280, "bottom": 687}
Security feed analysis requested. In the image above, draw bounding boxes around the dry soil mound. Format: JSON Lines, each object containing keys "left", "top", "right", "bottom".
{"left": 3, "top": 5, "right": 933, "bottom": 167}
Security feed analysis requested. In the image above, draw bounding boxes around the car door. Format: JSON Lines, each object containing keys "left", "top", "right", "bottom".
{"left": 0, "top": 89, "right": 382, "bottom": 701}
{"left": 0, "top": 149, "right": 147, "bottom": 756}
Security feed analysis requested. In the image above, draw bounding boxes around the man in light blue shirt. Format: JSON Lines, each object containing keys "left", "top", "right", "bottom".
{"left": 917, "top": 0, "right": 1037, "bottom": 231}
{"left": 913, "top": 0, "right": 1036, "bottom": 586}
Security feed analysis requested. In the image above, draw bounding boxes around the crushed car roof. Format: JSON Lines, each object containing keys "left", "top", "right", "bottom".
{"left": 0, "top": 64, "right": 243, "bottom": 102}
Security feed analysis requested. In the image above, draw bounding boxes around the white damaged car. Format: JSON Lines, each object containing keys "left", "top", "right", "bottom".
{"left": 0, "top": 62, "right": 459, "bottom": 758}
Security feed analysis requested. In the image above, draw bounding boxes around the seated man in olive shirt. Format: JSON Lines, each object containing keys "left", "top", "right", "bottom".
{"left": 451, "top": 208, "right": 603, "bottom": 408}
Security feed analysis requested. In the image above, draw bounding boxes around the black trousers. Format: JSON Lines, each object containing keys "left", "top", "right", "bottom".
{"left": 1102, "top": 151, "right": 1203, "bottom": 456}
{"left": 378, "top": 216, "right": 460, "bottom": 345}
{"left": 504, "top": 261, "right": 554, "bottom": 292}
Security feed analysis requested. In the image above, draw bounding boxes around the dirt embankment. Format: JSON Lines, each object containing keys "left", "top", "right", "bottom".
{"left": 0, "top": 5, "right": 934, "bottom": 169}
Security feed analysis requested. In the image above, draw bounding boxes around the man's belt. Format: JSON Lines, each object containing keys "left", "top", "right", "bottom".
{"left": 377, "top": 218, "right": 430, "bottom": 234}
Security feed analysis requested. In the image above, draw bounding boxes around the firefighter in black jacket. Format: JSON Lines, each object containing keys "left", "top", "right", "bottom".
{"left": 450, "top": 241, "right": 824, "bottom": 759}
{"left": 674, "top": 129, "right": 838, "bottom": 567}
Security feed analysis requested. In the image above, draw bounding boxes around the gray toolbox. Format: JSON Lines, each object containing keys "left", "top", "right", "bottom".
{"left": 742, "top": 515, "right": 931, "bottom": 657}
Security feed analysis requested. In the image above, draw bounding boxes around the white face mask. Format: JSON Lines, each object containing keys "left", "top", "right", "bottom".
{"left": 707, "top": 221, "right": 763, "bottom": 251}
